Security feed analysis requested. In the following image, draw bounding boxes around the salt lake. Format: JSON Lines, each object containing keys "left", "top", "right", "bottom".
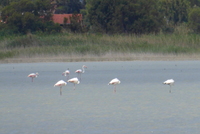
{"left": 0, "top": 61, "right": 200, "bottom": 134}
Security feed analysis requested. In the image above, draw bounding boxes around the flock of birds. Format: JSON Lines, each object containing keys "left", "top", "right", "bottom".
{"left": 27, "top": 65, "right": 175, "bottom": 95}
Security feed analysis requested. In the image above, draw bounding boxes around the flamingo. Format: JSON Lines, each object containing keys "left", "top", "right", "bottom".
{"left": 28, "top": 72, "right": 39, "bottom": 82}
{"left": 108, "top": 78, "right": 121, "bottom": 93}
{"left": 54, "top": 80, "right": 67, "bottom": 95}
{"left": 62, "top": 68, "right": 70, "bottom": 80}
{"left": 163, "top": 79, "right": 175, "bottom": 93}
{"left": 75, "top": 65, "right": 87, "bottom": 81}
{"left": 67, "top": 77, "right": 80, "bottom": 90}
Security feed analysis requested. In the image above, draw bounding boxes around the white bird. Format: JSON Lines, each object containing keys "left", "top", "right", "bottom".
{"left": 108, "top": 78, "right": 121, "bottom": 93}
{"left": 54, "top": 80, "right": 67, "bottom": 95}
{"left": 62, "top": 68, "right": 70, "bottom": 80}
{"left": 75, "top": 65, "right": 87, "bottom": 81}
{"left": 67, "top": 77, "right": 80, "bottom": 90}
{"left": 28, "top": 72, "right": 39, "bottom": 82}
{"left": 163, "top": 79, "right": 175, "bottom": 93}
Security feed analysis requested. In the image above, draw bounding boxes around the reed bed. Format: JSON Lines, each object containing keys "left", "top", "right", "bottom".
{"left": 1, "top": 32, "right": 200, "bottom": 63}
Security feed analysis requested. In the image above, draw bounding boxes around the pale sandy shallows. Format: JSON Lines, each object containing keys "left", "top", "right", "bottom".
{"left": 1, "top": 53, "right": 200, "bottom": 63}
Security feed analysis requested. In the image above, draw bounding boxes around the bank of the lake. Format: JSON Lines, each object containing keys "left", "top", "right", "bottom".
{"left": 1, "top": 53, "right": 200, "bottom": 63}
{"left": 1, "top": 33, "right": 200, "bottom": 63}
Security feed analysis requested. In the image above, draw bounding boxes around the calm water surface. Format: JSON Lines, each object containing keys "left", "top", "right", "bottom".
{"left": 1, "top": 61, "right": 200, "bottom": 134}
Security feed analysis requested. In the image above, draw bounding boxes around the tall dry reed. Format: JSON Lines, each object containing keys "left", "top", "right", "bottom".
{"left": 1, "top": 32, "right": 200, "bottom": 61}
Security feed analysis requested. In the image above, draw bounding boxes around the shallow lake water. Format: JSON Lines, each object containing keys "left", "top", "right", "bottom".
{"left": 1, "top": 61, "right": 200, "bottom": 134}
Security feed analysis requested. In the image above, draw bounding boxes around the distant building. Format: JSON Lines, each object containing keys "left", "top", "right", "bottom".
{"left": 52, "top": 14, "right": 82, "bottom": 25}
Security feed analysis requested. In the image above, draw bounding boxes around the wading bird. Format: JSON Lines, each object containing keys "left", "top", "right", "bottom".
{"left": 54, "top": 80, "right": 67, "bottom": 95}
{"left": 67, "top": 77, "right": 80, "bottom": 90}
{"left": 62, "top": 68, "right": 70, "bottom": 80}
{"left": 28, "top": 72, "right": 39, "bottom": 82}
{"left": 163, "top": 79, "right": 175, "bottom": 93}
{"left": 108, "top": 78, "right": 121, "bottom": 93}
{"left": 75, "top": 65, "right": 87, "bottom": 80}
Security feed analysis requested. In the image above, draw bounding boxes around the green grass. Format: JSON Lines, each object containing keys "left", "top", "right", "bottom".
{"left": 1, "top": 32, "right": 200, "bottom": 61}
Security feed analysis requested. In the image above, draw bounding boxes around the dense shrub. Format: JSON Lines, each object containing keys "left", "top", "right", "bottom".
{"left": 188, "top": 7, "right": 200, "bottom": 33}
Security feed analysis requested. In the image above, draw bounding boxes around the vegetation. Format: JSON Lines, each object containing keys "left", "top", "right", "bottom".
{"left": 0, "top": 0, "right": 61, "bottom": 34}
{"left": 188, "top": 7, "right": 200, "bottom": 33}
{"left": 1, "top": 26, "right": 200, "bottom": 61}
{"left": 54, "top": 0, "right": 84, "bottom": 14}
{"left": 1, "top": 0, "right": 200, "bottom": 34}
{"left": 1, "top": 0, "right": 200, "bottom": 62}
{"left": 88, "top": 0, "right": 164, "bottom": 34}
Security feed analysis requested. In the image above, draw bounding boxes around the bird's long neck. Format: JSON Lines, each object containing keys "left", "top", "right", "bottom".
{"left": 82, "top": 66, "right": 85, "bottom": 73}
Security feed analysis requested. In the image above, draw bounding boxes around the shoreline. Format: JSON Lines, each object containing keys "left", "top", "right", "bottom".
{"left": 1, "top": 53, "right": 200, "bottom": 63}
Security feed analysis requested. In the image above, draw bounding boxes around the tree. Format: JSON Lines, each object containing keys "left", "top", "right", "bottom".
{"left": 159, "top": 0, "right": 190, "bottom": 25}
{"left": 0, "top": 0, "right": 20, "bottom": 7}
{"left": 35, "top": 0, "right": 53, "bottom": 21}
{"left": 1, "top": 0, "right": 37, "bottom": 33}
{"left": 80, "top": 0, "right": 92, "bottom": 31}
{"left": 188, "top": 0, "right": 200, "bottom": 7}
{"left": 188, "top": 7, "right": 200, "bottom": 32}
{"left": 68, "top": 13, "right": 83, "bottom": 32}
{"left": 54, "top": 0, "right": 84, "bottom": 14}
{"left": 88, "top": 0, "right": 164, "bottom": 34}
{"left": 62, "top": 13, "right": 84, "bottom": 33}
{"left": 1, "top": 0, "right": 61, "bottom": 34}
{"left": 88, "top": 0, "right": 115, "bottom": 33}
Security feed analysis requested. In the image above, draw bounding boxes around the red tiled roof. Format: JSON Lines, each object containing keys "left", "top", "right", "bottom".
{"left": 52, "top": 14, "right": 82, "bottom": 24}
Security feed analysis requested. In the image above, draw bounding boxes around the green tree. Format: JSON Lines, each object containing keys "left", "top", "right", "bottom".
{"left": 1, "top": 0, "right": 60, "bottom": 34}
{"left": 80, "top": 0, "right": 92, "bottom": 30}
{"left": 1, "top": 0, "right": 37, "bottom": 33}
{"left": 69, "top": 13, "right": 83, "bottom": 32}
{"left": 188, "top": 7, "right": 200, "bottom": 32}
{"left": 0, "top": 0, "right": 20, "bottom": 7}
{"left": 159, "top": 0, "right": 190, "bottom": 25}
{"left": 54, "top": 0, "right": 84, "bottom": 14}
{"left": 188, "top": 0, "right": 200, "bottom": 7}
{"left": 0, "top": 0, "right": 10, "bottom": 7}
{"left": 88, "top": 0, "right": 164, "bottom": 34}
{"left": 35, "top": 0, "right": 53, "bottom": 21}
{"left": 63, "top": 13, "right": 84, "bottom": 33}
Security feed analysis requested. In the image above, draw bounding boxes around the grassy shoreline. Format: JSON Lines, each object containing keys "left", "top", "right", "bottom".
{"left": 1, "top": 53, "right": 200, "bottom": 63}
{"left": 1, "top": 32, "right": 200, "bottom": 63}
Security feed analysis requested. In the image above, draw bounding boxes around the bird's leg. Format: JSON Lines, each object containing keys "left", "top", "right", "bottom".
{"left": 60, "top": 87, "right": 62, "bottom": 96}
{"left": 74, "top": 84, "right": 75, "bottom": 90}
{"left": 114, "top": 86, "right": 116, "bottom": 93}
{"left": 32, "top": 78, "right": 33, "bottom": 82}
{"left": 169, "top": 85, "right": 171, "bottom": 93}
